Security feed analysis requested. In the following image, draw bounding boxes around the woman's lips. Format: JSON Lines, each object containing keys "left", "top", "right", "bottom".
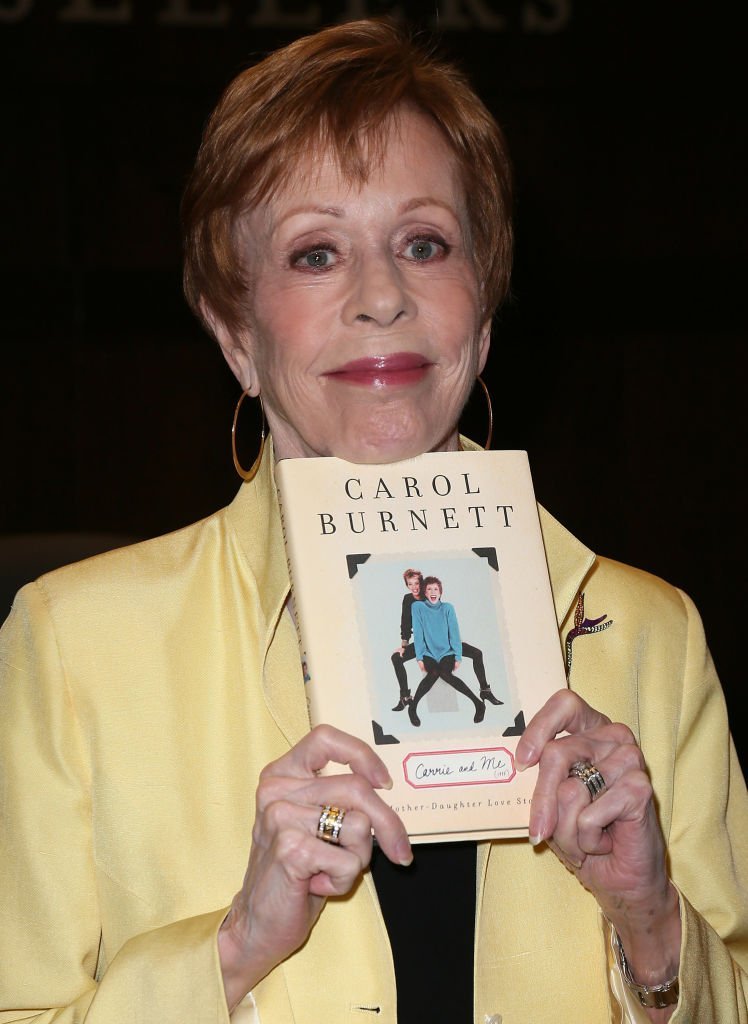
{"left": 324, "top": 352, "right": 433, "bottom": 388}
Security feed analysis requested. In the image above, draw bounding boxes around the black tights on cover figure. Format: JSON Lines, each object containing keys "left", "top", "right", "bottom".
{"left": 391, "top": 644, "right": 416, "bottom": 709}
{"left": 408, "top": 655, "right": 486, "bottom": 727}
{"left": 463, "top": 643, "right": 503, "bottom": 706}
{"left": 392, "top": 642, "right": 502, "bottom": 710}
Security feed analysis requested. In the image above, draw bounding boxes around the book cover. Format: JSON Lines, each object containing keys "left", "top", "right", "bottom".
{"left": 275, "top": 449, "right": 567, "bottom": 843}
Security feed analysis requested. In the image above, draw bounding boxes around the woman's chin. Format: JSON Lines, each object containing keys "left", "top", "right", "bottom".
{"left": 331, "top": 417, "right": 458, "bottom": 465}
{"left": 336, "top": 441, "right": 422, "bottom": 466}
{"left": 271, "top": 403, "right": 461, "bottom": 464}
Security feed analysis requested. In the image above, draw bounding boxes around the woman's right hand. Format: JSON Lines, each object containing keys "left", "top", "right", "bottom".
{"left": 217, "top": 724, "right": 412, "bottom": 1011}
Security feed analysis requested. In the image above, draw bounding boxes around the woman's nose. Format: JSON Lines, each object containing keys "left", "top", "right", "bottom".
{"left": 342, "top": 251, "right": 416, "bottom": 327}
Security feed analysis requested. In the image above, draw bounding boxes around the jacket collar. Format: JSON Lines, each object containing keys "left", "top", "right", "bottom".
{"left": 539, "top": 505, "right": 596, "bottom": 627}
{"left": 224, "top": 437, "right": 292, "bottom": 651}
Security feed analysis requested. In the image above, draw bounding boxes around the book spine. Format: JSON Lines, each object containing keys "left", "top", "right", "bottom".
{"left": 274, "top": 474, "right": 317, "bottom": 718}
{"left": 275, "top": 479, "right": 302, "bottom": 638}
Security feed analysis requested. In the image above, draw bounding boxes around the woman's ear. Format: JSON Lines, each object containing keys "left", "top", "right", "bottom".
{"left": 199, "top": 299, "right": 260, "bottom": 397}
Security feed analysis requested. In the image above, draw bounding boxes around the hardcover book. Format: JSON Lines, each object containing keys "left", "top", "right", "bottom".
{"left": 275, "top": 449, "right": 567, "bottom": 843}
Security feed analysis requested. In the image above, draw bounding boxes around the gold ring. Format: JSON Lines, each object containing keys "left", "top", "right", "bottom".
{"left": 568, "top": 760, "right": 606, "bottom": 801}
{"left": 317, "top": 804, "right": 346, "bottom": 844}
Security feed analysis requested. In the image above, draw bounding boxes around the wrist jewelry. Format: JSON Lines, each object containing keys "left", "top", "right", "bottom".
{"left": 613, "top": 932, "right": 680, "bottom": 1009}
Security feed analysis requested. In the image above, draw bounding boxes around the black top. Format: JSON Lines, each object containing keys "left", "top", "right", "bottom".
{"left": 400, "top": 592, "right": 418, "bottom": 643}
{"left": 370, "top": 839, "right": 476, "bottom": 1022}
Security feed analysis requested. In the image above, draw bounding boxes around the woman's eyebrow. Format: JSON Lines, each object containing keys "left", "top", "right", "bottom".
{"left": 273, "top": 204, "right": 345, "bottom": 228}
{"left": 399, "top": 196, "right": 458, "bottom": 217}
{"left": 276, "top": 197, "right": 457, "bottom": 225}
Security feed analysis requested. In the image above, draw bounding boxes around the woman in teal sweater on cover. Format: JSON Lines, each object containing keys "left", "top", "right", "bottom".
{"left": 409, "top": 576, "right": 485, "bottom": 727}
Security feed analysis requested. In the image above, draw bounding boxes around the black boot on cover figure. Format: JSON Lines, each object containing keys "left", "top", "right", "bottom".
{"left": 480, "top": 687, "right": 503, "bottom": 706}
{"left": 461, "top": 642, "right": 502, "bottom": 704}
{"left": 392, "top": 690, "right": 412, "bottom": 712}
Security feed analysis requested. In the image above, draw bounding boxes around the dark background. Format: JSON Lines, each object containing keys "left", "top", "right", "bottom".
{"left": 1, "top": 2, "right": 746, "bottom": 764}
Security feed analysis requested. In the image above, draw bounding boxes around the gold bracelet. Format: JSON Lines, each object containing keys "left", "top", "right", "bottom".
{"left": 613, "top": 933, "right": 680, "bottom": 1009}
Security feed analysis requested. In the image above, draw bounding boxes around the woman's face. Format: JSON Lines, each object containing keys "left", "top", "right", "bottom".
{"left": 220, "top": 107, "right": 491, "bottom": 464}
{"left": 406, "top": 576, "right": 422, "bottom": 597}
{"left": 425, "top": 583, "right": 442, "bottom": 604}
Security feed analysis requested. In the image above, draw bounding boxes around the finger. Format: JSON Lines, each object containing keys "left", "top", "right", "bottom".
{"left": 546, "top": 741, "right": 646, "bottom": 859}
{"left": 256, "top": 774, "right": 412, "bottom": 867}
{"left": 268, "top": 820, "right": 368, "bottom": 899}
{"left": 261, "top": 724, "right": 392, "bottom": 789}
{"left": 291, "top": 774, "right": 412, "bottom": 867}
{"left": 259, "top": 798, "right": 374, "bottom": 866}
{"left": 545, "top": 836, "right": 584, "bottom": 872}
{"left": 543, "top": 773, "right": 597, "bottom": 862}
{"left": 575, "top": 766, "right": 654, "bottom": 856}
{"left": 312, "top": 806, "right": 375, "bottom": 866}
{"left": 526, "top": 722, "right": 636, "bottom": 842}
{"left": 516, "top": 690, "right": 611, "bottom": 770}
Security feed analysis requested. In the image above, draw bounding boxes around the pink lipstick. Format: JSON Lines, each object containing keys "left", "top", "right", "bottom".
{"left": 325, "top": 352, "right": 432, "bottom": 388}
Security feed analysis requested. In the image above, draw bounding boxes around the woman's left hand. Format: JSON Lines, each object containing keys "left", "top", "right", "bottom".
{"left": 516, "top": 690, "right": 681, "bottom": 1004}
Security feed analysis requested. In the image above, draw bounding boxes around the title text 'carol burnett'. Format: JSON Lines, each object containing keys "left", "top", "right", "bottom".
{"left": 317, "top": 504, "right": 514, "bottom": 535}
{"left": 344, "top": 471, "right": 488, "bottom": 501}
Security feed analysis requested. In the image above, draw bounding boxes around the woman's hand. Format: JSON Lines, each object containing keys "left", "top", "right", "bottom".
{"left": 218, "top": 724, "right": 412, "bottom": 1011}
{"left": 517, "top": 690, "right": 681, "bottom": 1017}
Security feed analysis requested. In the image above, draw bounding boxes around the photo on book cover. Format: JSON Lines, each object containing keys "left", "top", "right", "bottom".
{"left": 348, "top": 547, "right": 526, "bottom": 746}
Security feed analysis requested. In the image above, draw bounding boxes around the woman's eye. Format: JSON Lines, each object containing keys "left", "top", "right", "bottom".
{"left": 403, "top": 237, "right": 445, "bottom": 262}
{"left": 294, "top": 248, "right": 337, "bottom": 269}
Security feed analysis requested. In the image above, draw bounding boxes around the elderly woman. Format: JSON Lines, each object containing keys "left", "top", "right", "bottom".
{"left": 1, "top": 18, "right": 746, "bottom": 1024}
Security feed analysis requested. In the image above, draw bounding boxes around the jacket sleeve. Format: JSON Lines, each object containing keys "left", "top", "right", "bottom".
{"left": 665, "top": 589, "right": 748, "bottom": 1022}
{"left": 0, "top": 584, "right": 234, "bottom": 1024}
{"left": 631, "top": 588, "right": 748, "bottom": 1023}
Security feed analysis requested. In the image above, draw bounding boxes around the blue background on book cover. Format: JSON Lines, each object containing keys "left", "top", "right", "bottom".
{"left": 353, "top": 551, "right": 513, "bottom": 740}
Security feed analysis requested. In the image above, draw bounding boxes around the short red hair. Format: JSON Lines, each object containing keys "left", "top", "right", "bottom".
{"left": 182, "top": 18, "right": 513, "bottom": 336}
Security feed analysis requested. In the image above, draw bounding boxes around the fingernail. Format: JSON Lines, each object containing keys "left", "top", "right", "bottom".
{"left": 396, "top": 838, "right": 413, "bottom": 866}
{"left": 377, "top": 773, "right": 394, "bottom": 791}
{"left": 529, "top": 816, "right": 547, "bottom": 844}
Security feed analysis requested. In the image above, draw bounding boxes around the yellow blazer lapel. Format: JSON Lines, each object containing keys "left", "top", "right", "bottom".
{"left": 225, "top": 441, "right": 311, "bottom": 749}
{"left": 538, "top": 505, "right": 596, "bottom": 628}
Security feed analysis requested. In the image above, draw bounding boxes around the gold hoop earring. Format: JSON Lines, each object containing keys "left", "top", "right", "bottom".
{"left": 231, "top": 389, "right": 266, "bottom": 482}
{"left": 477, "top": 375, "right": 493, "bottom": 450}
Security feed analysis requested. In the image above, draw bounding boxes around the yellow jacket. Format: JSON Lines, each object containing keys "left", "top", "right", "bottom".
{"left": 1, "top": 448, "right": 747, "bottom": 1023}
